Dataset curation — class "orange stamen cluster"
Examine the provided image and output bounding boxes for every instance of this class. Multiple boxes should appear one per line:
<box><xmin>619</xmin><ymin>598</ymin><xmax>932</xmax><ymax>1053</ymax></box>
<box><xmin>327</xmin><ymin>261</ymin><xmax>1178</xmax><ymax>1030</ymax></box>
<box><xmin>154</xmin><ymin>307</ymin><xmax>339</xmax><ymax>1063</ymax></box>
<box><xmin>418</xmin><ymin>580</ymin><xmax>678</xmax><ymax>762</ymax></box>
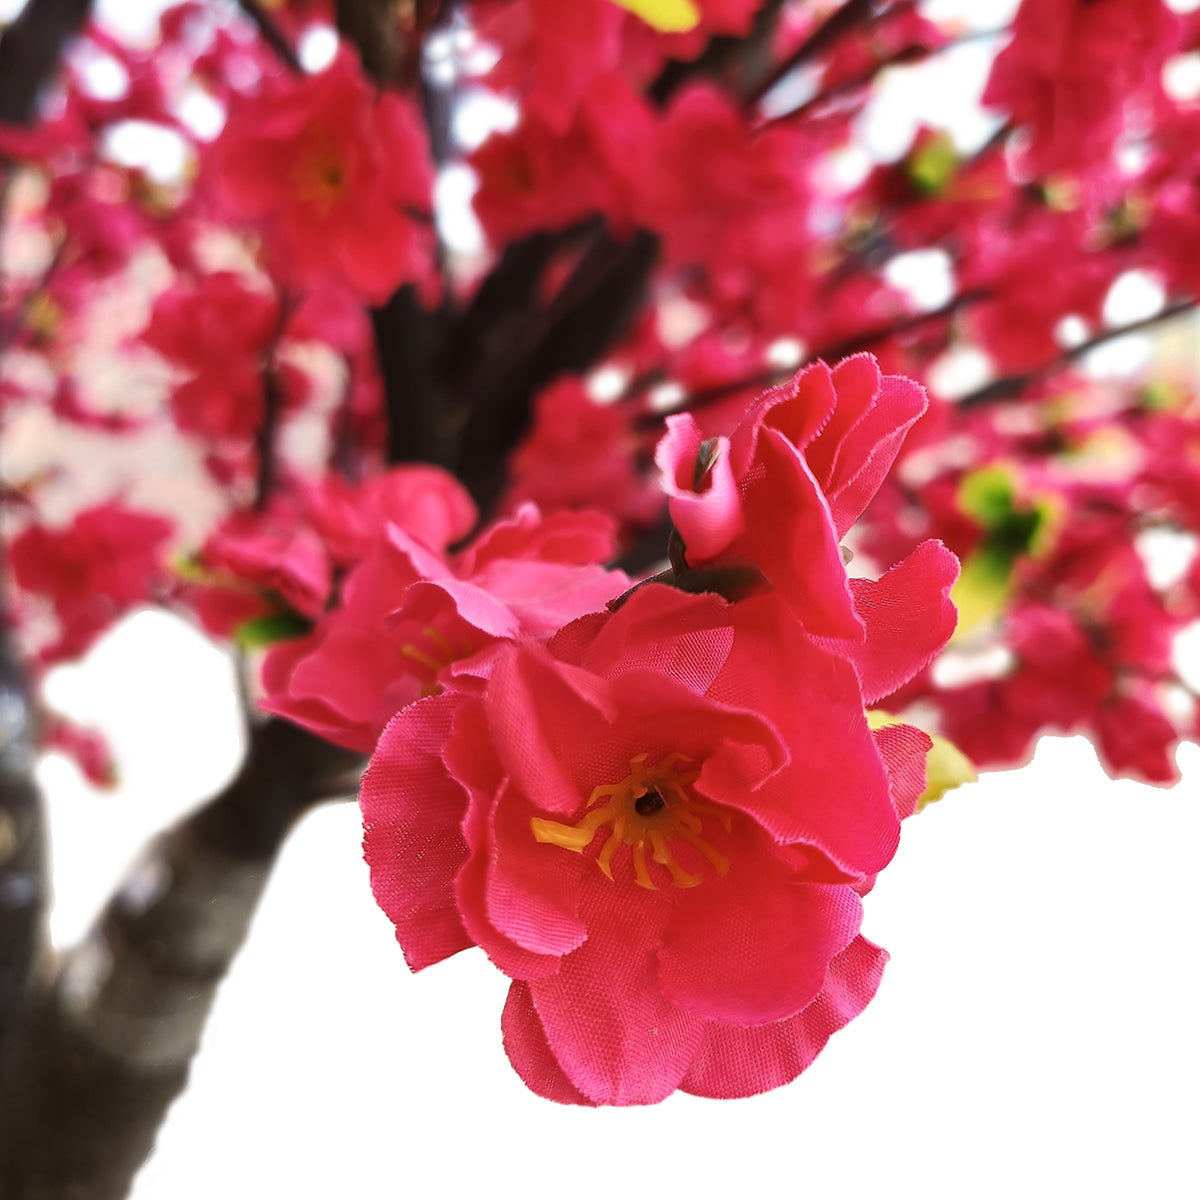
<box><xmin>295</xmin><ymin>130</ymin><xmax>348</xmax><ymax>211</ymax></box>
<box><xmin>531</xmin><ymin>753</ymin><xmax>732</xmax><ymax>890</ymax></box>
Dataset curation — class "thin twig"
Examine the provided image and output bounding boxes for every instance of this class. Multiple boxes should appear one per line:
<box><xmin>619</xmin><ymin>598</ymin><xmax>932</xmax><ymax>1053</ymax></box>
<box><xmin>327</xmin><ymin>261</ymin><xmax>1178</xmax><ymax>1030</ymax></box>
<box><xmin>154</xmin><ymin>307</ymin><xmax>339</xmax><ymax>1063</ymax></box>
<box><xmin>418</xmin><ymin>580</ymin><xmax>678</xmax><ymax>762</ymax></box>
<box><xmin>743</xmin><ymin>0</ymin><xmax>880</xmax><ymax>108</ymax></box>
<box><xmin>957</xmin><ymin>299</ymin><xmax>1199</xmax><ymax>410</ymax></box>
<box><xmin>631</xmin><ymin>289</ymin><xmax>988</xmax><ymax>428</ymax></box>
<box><xmin>237</xmin><ymin>0</ymin><xmax>303</xmax><ymax>74</ymax></box>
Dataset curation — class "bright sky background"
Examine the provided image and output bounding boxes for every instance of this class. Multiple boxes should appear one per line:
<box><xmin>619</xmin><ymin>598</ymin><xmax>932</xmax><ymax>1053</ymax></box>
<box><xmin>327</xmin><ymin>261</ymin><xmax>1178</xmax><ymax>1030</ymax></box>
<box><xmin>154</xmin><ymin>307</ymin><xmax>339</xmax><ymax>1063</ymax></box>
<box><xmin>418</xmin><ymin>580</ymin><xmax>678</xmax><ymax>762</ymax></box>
<box><xmin>8</xmin><ymin>0</ymin><xmax>1200</xmax><ymax>1195</ymax></box>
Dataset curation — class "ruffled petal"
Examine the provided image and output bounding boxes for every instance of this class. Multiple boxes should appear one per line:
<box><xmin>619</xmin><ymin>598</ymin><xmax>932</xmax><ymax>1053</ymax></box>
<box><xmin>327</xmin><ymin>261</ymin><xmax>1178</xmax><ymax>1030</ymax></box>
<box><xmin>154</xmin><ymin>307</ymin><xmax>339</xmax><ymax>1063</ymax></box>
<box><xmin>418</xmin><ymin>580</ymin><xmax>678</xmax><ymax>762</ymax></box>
<box><xmin>360</xmin><ymin>694</ymin><xmax>473</xmax><ymax>971</ymax></box>
<box><xmin>501</xmin><ymin>982</ymin><xmax>595</xmax><ymax>1106</ymax></box>
<box><xmin>680</xmin><ymin>936</ymin><xmax>888</xmax><ymax>1099</ymax></box>
<box><xmin>659</xmin><ymin>851</ymin><xmax>863</xmax><ymax>1024</ymax></box>
<box><xmin>528</xmin><ymin>870</ymin><xmax>705</xmax><ymax>1105</ymax></box>
<box><xmin>710</xmin><ymin>597</ymin><xmax>899</xmax><ymax>876</ymax></box>
<box><xmin>844</xmin><ymin>539</ymin><xmax>959</xmax><ymax>704</ymax></box>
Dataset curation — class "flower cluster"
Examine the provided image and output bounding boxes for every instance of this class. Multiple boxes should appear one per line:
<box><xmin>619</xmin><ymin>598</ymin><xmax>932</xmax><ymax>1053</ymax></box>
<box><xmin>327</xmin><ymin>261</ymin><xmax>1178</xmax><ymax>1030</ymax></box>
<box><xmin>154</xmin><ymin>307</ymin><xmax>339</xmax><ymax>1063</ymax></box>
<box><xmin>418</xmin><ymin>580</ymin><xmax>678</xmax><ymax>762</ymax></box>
<box><xmin>361</xmin><ymin>358</ymin><xmax>958</xmax><ymax>1104</ymax></box>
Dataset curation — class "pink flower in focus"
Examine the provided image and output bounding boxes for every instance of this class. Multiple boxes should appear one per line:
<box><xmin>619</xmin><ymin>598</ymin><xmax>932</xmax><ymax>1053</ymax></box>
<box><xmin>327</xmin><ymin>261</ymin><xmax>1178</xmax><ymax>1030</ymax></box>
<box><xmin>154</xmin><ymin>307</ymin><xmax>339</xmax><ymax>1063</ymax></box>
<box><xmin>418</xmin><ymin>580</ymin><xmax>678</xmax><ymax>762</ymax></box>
<box><xmin>360</xmin><ymin>360</ymin><xmax>957</xmax><ymax>1104</ymax></box>
<box><xmin>656</xmin><ymin>354</ymin><xmax>930</xmax><ymax>640</ymax></box>
<box><xmin>361</xmin><ymin>584</ymin><xmax>935</xmax><ymax>1104</ymax></box>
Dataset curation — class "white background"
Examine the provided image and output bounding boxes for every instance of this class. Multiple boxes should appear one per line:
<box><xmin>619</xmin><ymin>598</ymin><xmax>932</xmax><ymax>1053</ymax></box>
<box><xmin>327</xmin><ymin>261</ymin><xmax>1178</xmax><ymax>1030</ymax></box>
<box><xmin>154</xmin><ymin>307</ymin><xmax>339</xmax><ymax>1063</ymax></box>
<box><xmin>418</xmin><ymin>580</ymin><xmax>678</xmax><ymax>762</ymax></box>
<box><xmin>39</xmin><ymin>611</ymin><xmax>1200</xmax><ymax>1200</ymax></box>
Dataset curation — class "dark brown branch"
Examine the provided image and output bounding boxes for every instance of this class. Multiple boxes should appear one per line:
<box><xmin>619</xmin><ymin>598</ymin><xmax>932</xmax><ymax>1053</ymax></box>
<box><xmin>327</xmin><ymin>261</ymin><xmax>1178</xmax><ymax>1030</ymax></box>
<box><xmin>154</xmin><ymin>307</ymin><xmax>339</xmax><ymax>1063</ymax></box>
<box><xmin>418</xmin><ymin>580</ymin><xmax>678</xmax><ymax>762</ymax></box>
<box><xmin>0</xmin><ymin>0</ymin><xmax>91</xmax><ymax>1111</ymax></box>
<box><xmin>631</xmin><ymin>289</ymin><xmax>988</xmax><ymax>429</ymax></box>
<box><xmin>649</xmin><ymin>0</ymin><xmax>786</xmax><ymax>106</ymax></box>
<box><xmin>337</xmin><ymin>0</ymin><xmax>406</xmax><ymax>86</ymax></box>
<box><xmin>0</xmin><ymin>0</ymin><xmax>92</xmax><ymax>127</ymax></box>
<box><xmin>449</xmin><ymin>228</ymin><xmax>660</xmax><ymax>513</ymax></box>
<box><xmin>237</xmin><ymin>0</ymin><xmax>303</xmax><ymax>74</ymax></box>
<box><xmin>743</xmin><ymin>0</ymin><xmax>879</xmax><ymax>108</ymax></box>
<box><xmin>0</xmin><ymin>718</ymin><xmax>364</xmax><ymax>1200</ymax></box>
<box><xmin>957</xmin><ymin>299</ymin><xmax>1198</xmax><ymax>410</ymax></box>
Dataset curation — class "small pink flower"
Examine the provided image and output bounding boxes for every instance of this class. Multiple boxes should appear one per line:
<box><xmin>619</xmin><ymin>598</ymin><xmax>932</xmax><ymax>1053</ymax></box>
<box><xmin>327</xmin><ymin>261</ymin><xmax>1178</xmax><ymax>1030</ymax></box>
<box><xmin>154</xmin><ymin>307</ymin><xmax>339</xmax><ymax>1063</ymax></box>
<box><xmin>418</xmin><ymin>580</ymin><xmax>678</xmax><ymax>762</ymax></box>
<box><xmin>656</xmin><ymin>355</ymin><xmax>931</xmax><ymax>640</ymax></box>
<box><xmin>262</xmin><ymin>506</ymin><xmax>630</xmax><ymax>751</ymax></box>
<box><xmin>209</xmin><ymin>49</ymin><xmax>436</xmax><ymax>302</ymax></box>
<box><xmin>10</xmin><ymin>502</ymin><xmax>174</xmax><ymax>663</ymax></box>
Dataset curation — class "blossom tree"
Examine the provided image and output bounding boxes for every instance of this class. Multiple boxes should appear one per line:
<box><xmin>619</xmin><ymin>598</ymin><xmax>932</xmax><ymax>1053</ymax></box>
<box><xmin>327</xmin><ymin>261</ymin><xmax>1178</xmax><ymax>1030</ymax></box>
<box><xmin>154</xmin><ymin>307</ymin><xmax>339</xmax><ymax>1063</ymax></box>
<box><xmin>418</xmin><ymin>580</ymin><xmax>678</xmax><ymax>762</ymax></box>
<box><xmin>0</xmin><ymin>0</ymin><xmax>1198</xmax><ymax>1193</ymax></box>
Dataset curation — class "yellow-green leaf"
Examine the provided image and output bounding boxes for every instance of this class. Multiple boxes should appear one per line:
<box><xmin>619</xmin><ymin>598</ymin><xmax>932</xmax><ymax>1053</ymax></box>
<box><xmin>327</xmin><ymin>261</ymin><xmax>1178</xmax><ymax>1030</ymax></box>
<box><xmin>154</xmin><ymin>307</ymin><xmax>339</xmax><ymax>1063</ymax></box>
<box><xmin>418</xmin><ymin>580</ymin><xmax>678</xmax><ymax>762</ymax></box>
<box><xmin>918</xmin><ymin>730</ymin><xmax>978</xmax><ymax>811</ymax></box>
<box><xmin>610</xmin><ymin>0</ymin><xmax>700</xmax><ymax>33</ymax></box>
<box><xmin>907</xmin><ymin>131</ymin><xmax>959</xmax><ymax>196</ymax></box>
<box><xmin>867</xmin><ymin>710</ymin><xmax>978</xmax><ymax>812</ymax></box>
<box><xmin>950</xmin><ymin>544</ymin><xmax>1014</xmax><ymax>638</ymax></box>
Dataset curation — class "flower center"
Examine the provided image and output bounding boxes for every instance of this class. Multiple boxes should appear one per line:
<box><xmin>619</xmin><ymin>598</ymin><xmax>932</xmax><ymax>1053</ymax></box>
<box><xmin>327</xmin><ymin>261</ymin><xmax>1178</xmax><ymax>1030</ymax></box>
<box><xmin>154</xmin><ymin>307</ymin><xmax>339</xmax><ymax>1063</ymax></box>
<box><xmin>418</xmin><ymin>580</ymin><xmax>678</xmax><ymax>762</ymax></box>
<box><xmin>295</xmin><ymin>130</ymin><xmax>348</xmax><ymax>211</ymax></box>
<box><xmin>399</xmin><ymin>625</ymin><xmax>463</xmax><ymax>698</ymax></box>
<box><xmin>530</xmin><ymin>753</ymin><xmax>731</xmax><ymax>891</ymax></box>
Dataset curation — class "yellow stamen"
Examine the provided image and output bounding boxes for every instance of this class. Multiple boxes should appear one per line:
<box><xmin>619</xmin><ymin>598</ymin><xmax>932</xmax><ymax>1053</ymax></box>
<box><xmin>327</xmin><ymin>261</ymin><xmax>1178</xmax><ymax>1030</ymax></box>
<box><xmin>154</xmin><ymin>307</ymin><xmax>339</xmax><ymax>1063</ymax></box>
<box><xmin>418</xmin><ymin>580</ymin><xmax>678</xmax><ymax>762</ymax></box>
<box><xmin>529</xmin><ymin>753</ymin><xmax>732</xmax><ymax>891</ymax></box>
<box><xmin>423</xmin><ymin>626</ymin><xmax>455</xmax><ymax>659</ymax></box>
<box><xmin>401</xmin><ymin>644</ymin><xmax>443</xmax><ymax>673</ymax></box>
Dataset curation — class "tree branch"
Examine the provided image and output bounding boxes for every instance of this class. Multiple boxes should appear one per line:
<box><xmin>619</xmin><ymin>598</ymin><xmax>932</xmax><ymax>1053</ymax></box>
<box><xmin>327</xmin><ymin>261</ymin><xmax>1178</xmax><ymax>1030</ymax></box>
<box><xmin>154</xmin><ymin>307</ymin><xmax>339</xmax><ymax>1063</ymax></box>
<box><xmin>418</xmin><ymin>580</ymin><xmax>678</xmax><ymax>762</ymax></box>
<box><xmin>0</xmin><ymin>0</ymin><xmax>92</xmax><ymax>127</ymax></box>
<box><xmin>0</xmin><ymin>719</ymin><xmax>364</xmax><ymax>1200</ymax></box>
<box><xmin>0</xmin><ymin>620</ymin><xmax>45</xmax><ymax>1069</ymax></box>
<box><xmin>743</xmin><ymin>0</ymin><xmax>880</xmax><ymax>108</ymax></box>
<box><xmin>236</xmin><ymin>0</ymin><xmax>303</xmax><ymax>74</ymax></box>
<box><xmin>957</xmin><ymin>300</ymin><xmax>1199</xmax><ymax>410</ymax></box>
<box><xmin>336</xmin><ymin>0</ymin><xmax>406</xmax><ymax>86</ymax></box>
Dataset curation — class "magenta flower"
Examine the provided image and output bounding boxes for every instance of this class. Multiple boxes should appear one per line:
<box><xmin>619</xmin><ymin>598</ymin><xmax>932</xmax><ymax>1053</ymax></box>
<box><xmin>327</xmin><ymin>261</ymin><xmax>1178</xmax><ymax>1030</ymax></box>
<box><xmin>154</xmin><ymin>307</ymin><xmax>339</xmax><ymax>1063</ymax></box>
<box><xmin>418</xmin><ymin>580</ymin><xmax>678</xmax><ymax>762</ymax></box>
<box><xmin>360</xmin><ymin>360</ymin><xmax>957</xmax><ymax>1104</ymax></box>
<box><xmin>362</xmin><ymin>584</ymin><xmax>934</xmax><ymax>1104</ymax></box>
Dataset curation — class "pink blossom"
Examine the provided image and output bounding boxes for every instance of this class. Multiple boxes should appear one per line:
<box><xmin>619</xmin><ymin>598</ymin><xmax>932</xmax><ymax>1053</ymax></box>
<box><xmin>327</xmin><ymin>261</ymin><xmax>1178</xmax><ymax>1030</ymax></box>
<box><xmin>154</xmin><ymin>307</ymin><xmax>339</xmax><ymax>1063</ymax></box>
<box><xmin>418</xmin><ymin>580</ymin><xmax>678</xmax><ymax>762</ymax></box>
<box><xmin>142</xmin><ymin>271</ymin><xmax>279</xmax><ymax>441</ymax></box>
<box><xmin>9</xmin><ymin>502</ymin><xmax>174</xmax><ymax>663</ymax></box>
<box><xmin>361</xmin><ymin>583</ymin><xmax>934</xmax><ymax>1104</ymax></box>
<box><xmin>262</xmin><ymin>506</ymin><xmax>630</xmax><ymax>751</ymax></box>
<box><xmin>656</xmin><ymin>355</ymin><xmax>931</xmax><ymax>640</ymax></box>
<box><xmin>209</xmin><ymin>48</ymin><xmax>436</xmax><ymax>302</ymax></box>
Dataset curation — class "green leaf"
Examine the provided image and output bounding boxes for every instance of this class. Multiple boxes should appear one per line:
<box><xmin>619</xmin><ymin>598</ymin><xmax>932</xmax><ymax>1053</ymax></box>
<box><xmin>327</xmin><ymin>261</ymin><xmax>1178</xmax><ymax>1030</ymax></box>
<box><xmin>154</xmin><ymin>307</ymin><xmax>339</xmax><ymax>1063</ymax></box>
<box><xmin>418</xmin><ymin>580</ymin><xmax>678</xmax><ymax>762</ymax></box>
<box><xmin>957</xmin><ymin>465</ymin><xmax>1016</xmax><ymax>527</ymax></box>
<box><xmin>234</xmin><ymin>611</ymin><xmax>312</xmax><ymax>649</ymax></box>
<box><xmin>907</xmin><ymin>131</ymin><xmax>959</xmax><ymax>197</ymax></box>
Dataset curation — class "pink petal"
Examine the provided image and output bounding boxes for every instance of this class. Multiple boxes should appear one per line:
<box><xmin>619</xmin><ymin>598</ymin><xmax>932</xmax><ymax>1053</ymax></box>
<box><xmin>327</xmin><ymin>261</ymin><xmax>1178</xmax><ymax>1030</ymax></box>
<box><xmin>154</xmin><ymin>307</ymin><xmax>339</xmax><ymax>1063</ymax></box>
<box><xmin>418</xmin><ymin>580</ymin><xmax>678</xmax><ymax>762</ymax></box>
<box><xmin>711</xmin><ymin>597</ymin><xmax>899</xmax><ymax>875</ymax></box>
<box><xmin>844</xmin><ymin>540</ymin><xmax>960</xmax><ymax>704</ymax></box>
<box><xmin>757</xmin><ymin>358</ymin><xmax>839</xmax><ymax>454</ymax></box>
<box><xmin>549</xmin><ymin>583</ymin><xmax>735</xmax><ymax>696</ymax></box>
<box><xmin>501</xmin><ymin>982</ymin><xmax>595</xmax><ymax>1106</ymax></box>
<box><xmin>871</xmin><ymin>722</ymin><xmax>932</xmax><ymax>820</ymax></box>
<box><xmin>360</xmin><ymin>694</ymin><xmax>473</xmax><ymax>971</ymax></box>
<box><xmin>657</xmin><ymin>415</ymin><xmax>744</xmax><ymax>562</ymax></box>
<box><xmin>659</xmin><ymin>850</ymin><xmax>863</xmax><ymax>1024</ymax></box>
<box><xmin>487</xmin><ymin>777</ymin><xmax>589</xmax><ymax>957</ymax></box>
<box><xmin>824</xmin><ymin>361</ymin><xmax>928</xmax><ymax>538</ymax></box>
<box><xmin>528</xmin><ymin>869</ymin><xmax>706</xmax><ymax>1105</ymax></box>
<box><xmin>455</xmin><ymin>780</ymin><xmax>566</xmax><ymax>979</ymax></box>
<box><xmin>739</xmin><ymin>428</ymin><xmax>862</xmax><ymax>641</ymax></box>
<box><xmin>680</xmin><ymin>936</ymin><xmax>888</xmax><ymax>1099</ymax></box>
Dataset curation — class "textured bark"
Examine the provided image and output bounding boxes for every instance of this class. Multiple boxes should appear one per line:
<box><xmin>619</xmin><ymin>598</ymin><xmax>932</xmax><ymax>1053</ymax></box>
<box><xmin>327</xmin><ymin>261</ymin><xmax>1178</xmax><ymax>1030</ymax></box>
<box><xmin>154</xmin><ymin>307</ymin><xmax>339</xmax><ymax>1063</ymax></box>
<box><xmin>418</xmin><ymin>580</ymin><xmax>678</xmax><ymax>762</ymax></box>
<box><xmin>0</xmin><ymin>0</ymin><xmax>95</xmax><ymax>1097</ymax></box>
<box><xmin>0</xmin><ymin>720</ymin><xmax>364</xmax><ymax>1200</ymax></box>
<box><xmin>0</xmin><ymin>627</ymin><xmax>45</xmax><ymax>1066</ymax></box>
